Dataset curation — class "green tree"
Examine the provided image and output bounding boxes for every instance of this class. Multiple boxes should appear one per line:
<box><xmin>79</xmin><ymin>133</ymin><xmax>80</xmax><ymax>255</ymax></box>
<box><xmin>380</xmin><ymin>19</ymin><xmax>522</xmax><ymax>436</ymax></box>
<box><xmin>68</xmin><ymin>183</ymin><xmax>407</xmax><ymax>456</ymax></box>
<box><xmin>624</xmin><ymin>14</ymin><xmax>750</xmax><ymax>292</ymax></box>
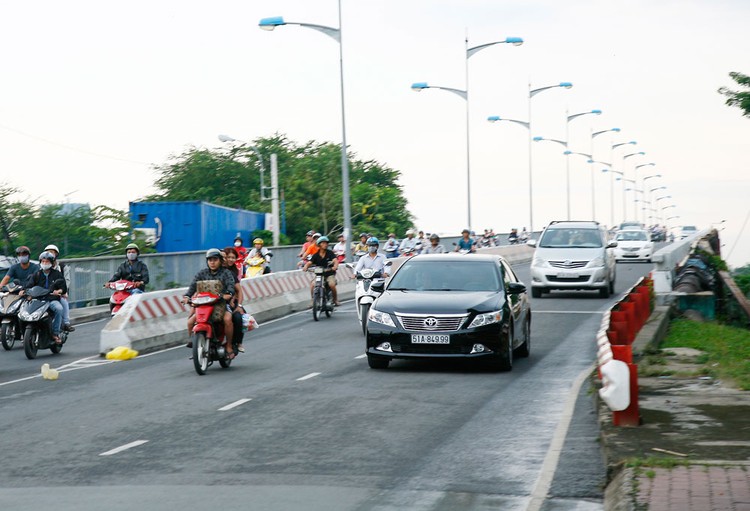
<box><xmin>718</xmin><ymin>72</ymin><xmax>750</xmax><ymax>118</ymax></box>
<box><xmin>148</xmin><ymin>134</ymin><xmax>414</xmax><ymax>244</ymax></box>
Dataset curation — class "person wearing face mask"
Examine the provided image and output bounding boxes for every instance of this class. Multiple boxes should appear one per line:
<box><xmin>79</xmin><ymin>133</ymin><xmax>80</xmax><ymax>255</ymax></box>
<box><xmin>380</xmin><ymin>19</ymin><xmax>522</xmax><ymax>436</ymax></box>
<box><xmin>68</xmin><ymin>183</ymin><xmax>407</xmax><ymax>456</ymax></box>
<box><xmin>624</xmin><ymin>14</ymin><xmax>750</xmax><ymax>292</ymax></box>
<box><xmin>354</xmin><ymin>237</ymin><xmax>389</xmax><ymax>277</ymax></box>
<box><xmin>0</xmin><ymin>246</ymin><xmax>39</xmax><ymax>288</ymax></box>
<box><xmin>108</xmin><ymin>243</ymin><xmax>150</xmax><ymax>294</ymax></box>
<box><xmin>24</xmin><ymin>251</ymin><xmax>67</xmax><ymax>344</ymax></box>
<box><xmin>233</xmin><ymin>234</ymin><xmax>248</xmax><ymax>264</ymax></box>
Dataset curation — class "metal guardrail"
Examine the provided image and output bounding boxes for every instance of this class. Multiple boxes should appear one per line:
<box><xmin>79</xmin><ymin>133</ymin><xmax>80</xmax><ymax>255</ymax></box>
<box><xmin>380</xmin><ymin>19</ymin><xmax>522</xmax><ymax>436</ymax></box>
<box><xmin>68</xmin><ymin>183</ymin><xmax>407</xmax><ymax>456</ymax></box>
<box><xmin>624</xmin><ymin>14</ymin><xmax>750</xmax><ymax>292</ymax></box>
<box><xmin>650</xmin><ymin>229</ymin><xmax>712</xmax><ymax>294</ymax></box>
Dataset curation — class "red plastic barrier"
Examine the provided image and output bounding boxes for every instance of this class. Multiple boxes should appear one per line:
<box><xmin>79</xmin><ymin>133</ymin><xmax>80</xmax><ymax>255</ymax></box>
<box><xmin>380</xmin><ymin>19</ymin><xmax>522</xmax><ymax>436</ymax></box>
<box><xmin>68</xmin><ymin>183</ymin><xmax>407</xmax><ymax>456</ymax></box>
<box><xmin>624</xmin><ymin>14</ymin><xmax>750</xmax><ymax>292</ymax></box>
<box><xmin>609</xmin><ymin>321</ymin><xmax>629</xmax><ymax>345</ymax></box>
<box><xmin>619</xmin><ymin>302</ymin><xmax>637</xmax><ymax>344</ymax></box>
<box><xmin>612</xmin><ymin>364</ymin><xmax>640</xmax><ymax>426</ymax></box>
<box><xmin>611</xmin><ymin>344</ymin><xmax>633</xmax><ymax>364</ymax></box>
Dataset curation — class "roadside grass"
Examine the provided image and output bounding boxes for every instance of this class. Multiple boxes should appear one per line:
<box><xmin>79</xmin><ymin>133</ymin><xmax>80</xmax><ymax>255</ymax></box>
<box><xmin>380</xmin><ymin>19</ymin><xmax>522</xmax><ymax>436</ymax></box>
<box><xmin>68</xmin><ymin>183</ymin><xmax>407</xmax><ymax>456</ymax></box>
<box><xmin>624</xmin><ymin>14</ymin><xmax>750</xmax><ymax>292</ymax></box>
<box><xmin>661</xmin><ymin>319</ymin><xmax>750</xmax><ymax>390</ymax></box>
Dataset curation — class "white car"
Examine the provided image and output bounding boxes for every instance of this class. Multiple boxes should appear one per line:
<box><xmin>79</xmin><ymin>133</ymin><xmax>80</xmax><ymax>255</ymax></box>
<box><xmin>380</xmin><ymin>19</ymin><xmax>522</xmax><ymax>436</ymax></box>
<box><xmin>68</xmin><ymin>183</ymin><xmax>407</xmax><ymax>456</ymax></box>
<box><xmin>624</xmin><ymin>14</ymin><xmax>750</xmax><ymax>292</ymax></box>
<box><xmin>680</xmin><ymin>225</ymin><xmax>698</xmax><ymax>240</ymax></box>
<box><xmin>613</xmin><ymin>229</ymin><xmax>653</xmax><ymax>263</ymax></box>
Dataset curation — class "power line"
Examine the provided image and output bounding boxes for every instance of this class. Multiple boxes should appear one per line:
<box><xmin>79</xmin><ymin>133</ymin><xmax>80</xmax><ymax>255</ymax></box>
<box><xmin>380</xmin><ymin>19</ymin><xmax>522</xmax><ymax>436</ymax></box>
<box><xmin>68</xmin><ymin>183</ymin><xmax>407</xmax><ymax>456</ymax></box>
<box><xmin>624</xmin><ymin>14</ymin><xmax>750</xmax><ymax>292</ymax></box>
<box><xmin>727</xmin><ymin>207</ymin><xmax>750</xmax><ymax>261</ymax></box>
<box><xmin>0</xmin><ymin>123</ymin><xmax>150</xmax><ymax>166</ymax></box>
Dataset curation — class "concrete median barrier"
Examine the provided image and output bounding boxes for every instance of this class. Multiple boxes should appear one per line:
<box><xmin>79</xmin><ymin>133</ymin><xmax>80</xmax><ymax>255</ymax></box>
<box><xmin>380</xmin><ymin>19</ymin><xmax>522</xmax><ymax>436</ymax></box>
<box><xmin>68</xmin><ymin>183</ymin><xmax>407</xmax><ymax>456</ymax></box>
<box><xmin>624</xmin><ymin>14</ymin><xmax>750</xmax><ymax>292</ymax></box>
<box><xmin>99</xmin><ymin>266</ymin><xmax>355</xmax><ymax>355</ymax></box>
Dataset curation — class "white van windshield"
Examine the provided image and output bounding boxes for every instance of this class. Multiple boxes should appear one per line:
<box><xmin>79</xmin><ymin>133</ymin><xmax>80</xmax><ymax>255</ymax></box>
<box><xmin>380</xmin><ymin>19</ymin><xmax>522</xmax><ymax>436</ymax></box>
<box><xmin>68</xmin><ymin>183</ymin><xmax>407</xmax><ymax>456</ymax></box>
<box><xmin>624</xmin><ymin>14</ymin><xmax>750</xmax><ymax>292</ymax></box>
<box><xmin>540</xmin><ymin>228</ymin><xmax>603</xmax><ymax>248</ymax></box>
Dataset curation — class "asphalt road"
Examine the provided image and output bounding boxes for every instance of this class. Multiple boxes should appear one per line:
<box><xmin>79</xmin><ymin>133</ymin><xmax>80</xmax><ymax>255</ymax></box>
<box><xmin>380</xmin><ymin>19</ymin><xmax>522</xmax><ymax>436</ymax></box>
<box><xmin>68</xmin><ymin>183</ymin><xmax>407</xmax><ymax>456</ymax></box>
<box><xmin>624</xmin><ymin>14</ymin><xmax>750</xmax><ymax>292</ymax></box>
<box><xmin>0</xmin><ymin>260</ymin><xmax>654</xmax><ymax>511</ymax></box>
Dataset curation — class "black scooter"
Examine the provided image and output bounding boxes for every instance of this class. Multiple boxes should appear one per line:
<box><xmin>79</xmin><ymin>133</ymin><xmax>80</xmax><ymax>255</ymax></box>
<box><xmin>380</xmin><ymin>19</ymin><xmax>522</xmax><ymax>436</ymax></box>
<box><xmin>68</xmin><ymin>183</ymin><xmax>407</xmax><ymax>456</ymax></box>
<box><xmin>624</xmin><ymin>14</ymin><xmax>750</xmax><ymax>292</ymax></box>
<box><xmin>18</xmin><ymin>285</ymin><xmax>69</xmax><ymax>359</ymax></box>
<box><xmin>0</xmin><ymin>281</ymin><xmax>24</xmax><ymax>351</ymax></box>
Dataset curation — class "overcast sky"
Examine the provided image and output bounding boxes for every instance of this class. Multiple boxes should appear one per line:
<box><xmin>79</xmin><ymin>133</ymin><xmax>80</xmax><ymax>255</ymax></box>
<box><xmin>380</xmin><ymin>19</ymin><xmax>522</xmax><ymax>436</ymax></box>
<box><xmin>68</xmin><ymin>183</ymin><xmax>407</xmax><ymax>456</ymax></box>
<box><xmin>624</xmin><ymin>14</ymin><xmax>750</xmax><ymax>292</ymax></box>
<box><xmin>1</xmin><ymin>0</ymin><xmax>748</xmax><ymax>266</ymax></box>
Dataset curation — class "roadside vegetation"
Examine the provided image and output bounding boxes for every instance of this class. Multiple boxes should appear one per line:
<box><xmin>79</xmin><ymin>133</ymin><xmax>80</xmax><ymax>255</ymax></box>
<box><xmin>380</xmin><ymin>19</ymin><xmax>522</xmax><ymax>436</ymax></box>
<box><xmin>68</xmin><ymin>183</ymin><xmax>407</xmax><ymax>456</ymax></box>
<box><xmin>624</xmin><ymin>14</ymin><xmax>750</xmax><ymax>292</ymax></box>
<box><xmin>661</xmin><ymin>318</ymin><xmax>750</xmax><ymax>390</ymax></box>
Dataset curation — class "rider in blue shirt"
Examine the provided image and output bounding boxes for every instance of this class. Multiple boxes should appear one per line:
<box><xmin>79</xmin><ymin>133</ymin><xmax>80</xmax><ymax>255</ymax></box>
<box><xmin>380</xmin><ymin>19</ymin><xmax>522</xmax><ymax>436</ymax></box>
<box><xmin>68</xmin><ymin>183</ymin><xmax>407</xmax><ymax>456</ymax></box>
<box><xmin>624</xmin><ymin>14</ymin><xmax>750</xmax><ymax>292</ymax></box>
<box><xmin>455</xmin><ymin>229</ymin><xmax>476</xmax><ymax>253</ymax></box>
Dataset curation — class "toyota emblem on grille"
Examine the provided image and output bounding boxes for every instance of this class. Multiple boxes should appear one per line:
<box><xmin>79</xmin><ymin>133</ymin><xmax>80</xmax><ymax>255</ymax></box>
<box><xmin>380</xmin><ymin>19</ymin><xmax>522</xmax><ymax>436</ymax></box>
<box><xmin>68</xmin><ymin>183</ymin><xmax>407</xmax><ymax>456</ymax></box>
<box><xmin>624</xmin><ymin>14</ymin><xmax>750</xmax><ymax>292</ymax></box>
<box><xmin>564</xmin><ymin>259</ymin><xmax>572</xmax><ymax>267</ymax></box>
<box><xmin>423</xmin><ymin>317</ymin><xmax>439</xmax><ymax>329</ymax></box>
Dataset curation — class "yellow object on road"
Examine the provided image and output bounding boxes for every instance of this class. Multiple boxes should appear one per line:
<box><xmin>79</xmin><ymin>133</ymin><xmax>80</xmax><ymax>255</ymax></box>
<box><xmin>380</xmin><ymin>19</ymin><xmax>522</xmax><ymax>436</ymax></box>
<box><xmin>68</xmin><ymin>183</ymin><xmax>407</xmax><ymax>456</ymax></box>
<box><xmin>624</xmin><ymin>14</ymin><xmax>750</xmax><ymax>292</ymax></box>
<box><xmin>41</xmin><ymin>363</ymin><xmax>59</xmax><ymax>380</ymax></box>
<box><xmin>105</xmin><ymin>346</ymin><xmax>139</xmax><ymax>361</ymax></box>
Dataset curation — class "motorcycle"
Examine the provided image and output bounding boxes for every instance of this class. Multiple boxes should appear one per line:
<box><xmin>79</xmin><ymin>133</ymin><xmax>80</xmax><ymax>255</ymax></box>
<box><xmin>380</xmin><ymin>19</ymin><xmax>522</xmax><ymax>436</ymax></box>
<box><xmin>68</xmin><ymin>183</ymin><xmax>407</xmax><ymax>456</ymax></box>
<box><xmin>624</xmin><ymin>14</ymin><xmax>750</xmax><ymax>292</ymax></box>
<box><xmin>106</xmin><ymin>279</ymin><xmax>138</xmax><ymax>315</ymax></box>
<box><xmin>452</xmin><ymin>242</ymin><xmax>471</xmax><ymax>255</ymax></box>
<box><xmin>245</xmin><ymin>251</ymin><xmax>272</xmax><ymax>278</ymax></box>
<box><xmin>188</xmin><ymin>292</ymin><xmax>236</xmax><ymax>375</ymax></box>
<box><xmin>309</xmin><ymin>263</ymin><xmax>335</xmax><ymax>321</ymax></box>
<box><xmin>18</xmin><ymin>285</ymin><xmax>69</xmax><ymax>360</ymax></box>
<box><xmin>355</xmin><ymin>266</ymin><xmax>388</xmax><ymax>336</ymax></box>
<box><xmin>0</xmin><ymin>281</ymin><xmax>24</xmax><ymax>350</ymax></box>
<box><xmin>508</xmin><ymin>233</ymin><xmax>519</xmax><ymax>245</ymax></box>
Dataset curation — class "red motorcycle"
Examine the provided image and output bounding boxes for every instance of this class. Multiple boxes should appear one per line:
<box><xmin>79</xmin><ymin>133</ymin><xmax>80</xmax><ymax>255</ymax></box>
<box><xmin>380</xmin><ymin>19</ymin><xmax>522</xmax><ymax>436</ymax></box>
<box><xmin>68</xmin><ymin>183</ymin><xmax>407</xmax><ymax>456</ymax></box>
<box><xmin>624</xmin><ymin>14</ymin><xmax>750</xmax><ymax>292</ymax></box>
<box><xmin>189</xmin><ymin>292</ymin><xmax>235</xmax><ymax>375</ymax></box>
<box><xmin>106</xmin><ymin>280</ymin><xmax>138</xmax><ymax>315</ymax></box>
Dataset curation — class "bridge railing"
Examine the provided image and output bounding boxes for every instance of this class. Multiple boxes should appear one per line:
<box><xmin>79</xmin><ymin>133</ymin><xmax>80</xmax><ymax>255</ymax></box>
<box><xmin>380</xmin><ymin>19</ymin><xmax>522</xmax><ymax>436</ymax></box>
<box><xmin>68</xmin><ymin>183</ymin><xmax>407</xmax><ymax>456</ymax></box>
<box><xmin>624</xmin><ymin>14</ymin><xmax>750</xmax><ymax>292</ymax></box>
<box><xmin>650</xmin><ymin>228</ymin><xmax>712</xmax><ymax>296</ymax></box>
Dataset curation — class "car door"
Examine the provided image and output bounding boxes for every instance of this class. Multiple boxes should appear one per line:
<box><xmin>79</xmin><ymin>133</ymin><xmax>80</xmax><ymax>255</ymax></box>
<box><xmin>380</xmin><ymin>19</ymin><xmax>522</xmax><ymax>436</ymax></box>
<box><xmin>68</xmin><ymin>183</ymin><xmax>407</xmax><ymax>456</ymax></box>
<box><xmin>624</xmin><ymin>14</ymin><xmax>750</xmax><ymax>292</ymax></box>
<box><xmin>500</xmin><ymin>260</ymin><xmax>524</xmax><ymax>345</ymax></box>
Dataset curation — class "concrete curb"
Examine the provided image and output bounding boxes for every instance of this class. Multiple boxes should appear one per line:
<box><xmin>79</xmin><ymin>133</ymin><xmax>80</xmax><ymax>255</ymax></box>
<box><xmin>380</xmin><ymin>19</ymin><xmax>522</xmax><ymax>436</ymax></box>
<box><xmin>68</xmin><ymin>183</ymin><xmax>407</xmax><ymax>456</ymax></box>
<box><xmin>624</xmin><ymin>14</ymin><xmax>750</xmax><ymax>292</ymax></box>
<box><xmin>70</xmin><ymin>305</ymin><xmax>111</xmax><ymax>325</ymax></box>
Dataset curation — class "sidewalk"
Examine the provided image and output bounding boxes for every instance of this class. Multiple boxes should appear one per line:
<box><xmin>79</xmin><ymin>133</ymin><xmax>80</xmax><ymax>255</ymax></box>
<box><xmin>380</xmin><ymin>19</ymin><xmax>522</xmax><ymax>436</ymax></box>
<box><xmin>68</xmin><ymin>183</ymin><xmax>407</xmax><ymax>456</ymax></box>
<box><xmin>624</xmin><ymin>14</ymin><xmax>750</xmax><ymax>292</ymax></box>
<box><xmin>600</xmin><ymin>308</ymin><xmax>750</xmax><ymax>510</ymax></box>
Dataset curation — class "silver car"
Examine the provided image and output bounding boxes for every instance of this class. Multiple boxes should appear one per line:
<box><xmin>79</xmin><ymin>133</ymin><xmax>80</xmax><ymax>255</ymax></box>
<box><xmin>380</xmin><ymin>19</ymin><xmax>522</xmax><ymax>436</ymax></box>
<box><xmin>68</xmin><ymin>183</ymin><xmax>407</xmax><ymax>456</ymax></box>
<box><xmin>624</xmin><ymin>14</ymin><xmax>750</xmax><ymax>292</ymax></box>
<box><xmin>527</xmin><ymin>221</ymin><xmax>617</xmax><ymax>298</ymax></box>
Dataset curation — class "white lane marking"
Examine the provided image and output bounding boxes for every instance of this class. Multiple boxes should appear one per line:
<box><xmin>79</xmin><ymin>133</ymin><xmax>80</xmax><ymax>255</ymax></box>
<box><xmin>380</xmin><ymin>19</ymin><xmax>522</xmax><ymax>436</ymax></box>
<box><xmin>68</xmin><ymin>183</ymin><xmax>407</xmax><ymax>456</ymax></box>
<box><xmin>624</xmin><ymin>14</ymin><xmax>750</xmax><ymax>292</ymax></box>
<box><xmin>218</xmin><ymin>398</ymin><xmax>252</xmax><ymax>411</ymax></box>
<box><xmin>99</xmin><ymin>440</ymin><xmax>149</xmax><ymax>456</ymax></box>
<box><xmin>354</xmin><ymin>354</ymin><xmax>367</xmax><ymax>359</ymax></box>
<box><xmin>526</xmin><ymin>363</ymin><xmax>595</xmax><ymax>511</ymax></box>
<box><xmin>136</xmin><ymin>345</ymin><xmax>183</xmax><ymax>358</ymax></box>
<box><xmin>534</xmin><ymin>310</ymin><xmax>603</xmax><ymax>315</ymax></box>
<box><xmin>296</xmin><ymin>372</ymin><xmax>321</xmax><ymax>381</ymax></box>
<box><xmin>0</xmin><ymin>374</ymin><xmax>40</xmax><ymax>388</ymax></box>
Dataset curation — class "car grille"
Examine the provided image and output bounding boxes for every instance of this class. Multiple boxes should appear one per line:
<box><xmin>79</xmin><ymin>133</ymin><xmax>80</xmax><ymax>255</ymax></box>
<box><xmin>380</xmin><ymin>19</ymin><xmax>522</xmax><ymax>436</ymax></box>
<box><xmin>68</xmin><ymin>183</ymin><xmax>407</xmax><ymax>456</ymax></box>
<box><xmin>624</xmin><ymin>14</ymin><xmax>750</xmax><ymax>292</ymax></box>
<box><xmin>622</xmin><ymin>247</ymin><xmax>640</xmax><ymax>252</ymax></box>
<box><xmin>396</xmin><ymin>314</ymin><xmax>468</xmax><ymax>332</ymax></box>
<box><xmin>548</xmin><ymin>260</ymin><xmax>588</xmax><ymax>269</ymax></box>
<box><xmin>546</xmin><ymin>275</ymin><xmax>590</xmax><ymax>283</ymax></box>
<box><xmin>392</xmin><ymin>344</ymin><xmax>471</xmax><ymax>355</ymax></box>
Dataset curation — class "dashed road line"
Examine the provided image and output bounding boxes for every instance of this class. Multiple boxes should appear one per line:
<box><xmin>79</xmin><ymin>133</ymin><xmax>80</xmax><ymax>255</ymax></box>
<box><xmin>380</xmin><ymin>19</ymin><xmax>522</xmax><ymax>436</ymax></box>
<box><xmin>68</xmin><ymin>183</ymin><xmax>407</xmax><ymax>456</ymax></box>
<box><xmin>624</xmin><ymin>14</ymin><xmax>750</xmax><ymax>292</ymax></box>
<box><xmin>218</xmin><ymin>398</ymin><xmax>252</xmax><ymax>411</ymax></box>
<box><xmin>99</xmin><ymin>440</ymin><xmax>149</xmax><ymax>457</ymax></box>
<box><xmin>354</xmin><ymin>354</ymin><xmax>367</xmax><ymax>359</ymax></box>
<box><xmin>296</xmin><ymin>372</ymin><xmax>321</xmax><ymax>381</ymax></box>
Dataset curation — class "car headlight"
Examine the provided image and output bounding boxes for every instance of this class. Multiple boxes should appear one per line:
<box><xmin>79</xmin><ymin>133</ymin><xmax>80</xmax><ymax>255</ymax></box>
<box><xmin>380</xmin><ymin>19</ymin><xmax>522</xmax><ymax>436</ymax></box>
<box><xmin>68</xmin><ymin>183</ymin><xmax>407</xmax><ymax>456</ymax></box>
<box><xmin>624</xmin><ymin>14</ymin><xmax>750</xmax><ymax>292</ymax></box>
<box><xmin>468</xmin><ymin>310</ymin><xmax>502</xmax><ymax>328</ymax></box>
<box><xmin>532</xmin><ymin>256</ymin><xmax>549</xmax><ymax>268</ymax></box>
<box><xmin>368</xmin><ymin>308</ymin><xmax>395</xmax><ymax>327</ymax></box>
<box><xmin>587</xmin><ymin>257</ymin><xmax>605</xmax><ymax>268</ymax></box>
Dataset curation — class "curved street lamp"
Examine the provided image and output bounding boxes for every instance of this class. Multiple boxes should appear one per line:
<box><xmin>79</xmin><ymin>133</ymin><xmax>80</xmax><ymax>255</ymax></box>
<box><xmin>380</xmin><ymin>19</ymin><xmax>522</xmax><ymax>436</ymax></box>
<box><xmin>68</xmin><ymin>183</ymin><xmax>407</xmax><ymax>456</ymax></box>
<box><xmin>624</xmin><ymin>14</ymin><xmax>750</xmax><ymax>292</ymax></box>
<box><xmin>411</xmin><ymin>35</ymin><xmax>524</xmax><ymax>231</ymax></box>
<box><xmin>591</xmin><ymin>128</ymin><xmax>620</xmax><ymax>223</ymax></box>
<box><xmin>609</xmin><ymin>140</ymin><xmax>637</xmax><ymax>225</ymax></box>
<box><xmin>259</xmin><ymin>8</ymin><xmax>353</xmax><ymax>260</ymax></box>
<box><xmin>527</xmin><ymin>82</ymin><xmax>572</xmax><ymax>231</ymax></box>
<box><xmin>563</xmin><ymin>110</ymin><xmax>602</xmax><ymax>220</ymax></box>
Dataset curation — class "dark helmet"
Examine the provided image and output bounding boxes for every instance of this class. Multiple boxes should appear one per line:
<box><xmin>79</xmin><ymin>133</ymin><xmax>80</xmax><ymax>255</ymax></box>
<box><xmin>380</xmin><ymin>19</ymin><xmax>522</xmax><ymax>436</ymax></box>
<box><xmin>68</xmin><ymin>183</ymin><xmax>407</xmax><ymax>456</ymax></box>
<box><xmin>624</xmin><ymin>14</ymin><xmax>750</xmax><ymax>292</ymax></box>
<box><xmin>39</xmin><ymin>251</ymin><xmax>56</xmax><ymax>263</ymax></box>
<box><xmin>359</xmin><ymin>232</ymin><xmax>368</xmax><ymax>239</ymax></box>
<box><xmin>205</xmin><ymin>248</ymin><xmax>223</xmax><ymax>260</ymax></box>
<box><xmin>429</xmin><ymin>233</ymin><xmax>440</xmax><ymax>241</ymax></box>
<box><xmin>366</xmin><ymin>237</ymin><xmax>380</xmax><ymax>246</ymax></box>
<box><xmin>15</xmin><ymin>246</ymin><xmax>30</xmax><ymax>255</ymax></box>
<box><xmin>234</xmin><ymin>233</ymin><xmax>243</xmax><ymax>242</ymax></box>
<box><xmin>306</xmin><ymin>230</ymin><xmax>315</xmax><ymax>236</ymax></box>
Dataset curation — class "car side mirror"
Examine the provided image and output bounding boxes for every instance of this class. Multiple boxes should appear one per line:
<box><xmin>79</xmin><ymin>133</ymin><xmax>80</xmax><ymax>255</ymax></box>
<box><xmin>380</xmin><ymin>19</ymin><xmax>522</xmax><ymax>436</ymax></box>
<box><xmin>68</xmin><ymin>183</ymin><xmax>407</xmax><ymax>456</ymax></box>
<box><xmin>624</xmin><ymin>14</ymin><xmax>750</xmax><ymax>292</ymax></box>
<box><xmin>371</xmin><ymin>281</ymin><xmax>385</xmax><ymax>293</ymax></box>
<box><xmin>507</xmin><ymin>282</ymin><xmax>526</xmax><ymax>295</ymax></box>
<box><xmin>526</xmin><ymin>239</ymin><xmax>537</xmax><ymax>247</ymax></box>
<box><xmin>607</xmin><ymin>240</ymin><xmax>618</xmax><ymax>248</ymax></box>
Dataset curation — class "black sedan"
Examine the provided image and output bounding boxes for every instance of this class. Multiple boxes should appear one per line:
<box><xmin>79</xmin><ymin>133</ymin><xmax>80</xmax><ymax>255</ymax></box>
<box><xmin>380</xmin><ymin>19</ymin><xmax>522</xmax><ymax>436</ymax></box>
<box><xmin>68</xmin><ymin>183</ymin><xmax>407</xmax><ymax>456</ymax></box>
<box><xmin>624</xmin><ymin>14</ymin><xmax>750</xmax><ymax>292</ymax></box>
<box><xmin>365</xmin><ymin>254</ymin><xmax>531</xmax><ymax>371</ymax></box>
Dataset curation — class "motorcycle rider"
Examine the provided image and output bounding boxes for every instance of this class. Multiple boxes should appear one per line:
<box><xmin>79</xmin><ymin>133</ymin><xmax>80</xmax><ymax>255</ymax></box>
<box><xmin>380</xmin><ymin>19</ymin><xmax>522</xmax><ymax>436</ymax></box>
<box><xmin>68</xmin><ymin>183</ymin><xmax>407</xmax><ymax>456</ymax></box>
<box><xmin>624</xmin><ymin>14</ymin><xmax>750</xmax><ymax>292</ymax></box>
<box><xmin>181</xmin><ymin>249</ymin><xmax>236</xmax><ymax>358</ymax></box>
<box><xmin>399</xmin><ymin>228</ymin><xmax>419</xmax><ymax>255</ymax></box>
<box><xmin>354</xmin><ymin>237</ymin><xmax>389</xmax><ymax>276</ymax></box>
<box><xmin>297</xmin><ymin>230</ymin><xmax>315</xmax><ymax>262</ymax></box>
<box><xmin>508</xmin><ymin>228</ymin><xmax>519</xmax><ymax>244</ymax></box>
<box><xmin>422</xmin><ymin>233</ymin><xmax>446</xmax><ymax>254</ymax></box>
<box><xmin>303</xmin><ymin>232</ymin><xmax>323</xmax><ymax>259</ymax></box>
<box><xmin>303</xmin><ymin>236</ymin><xmax>340</xmax><ymax>306</ymax></box>
<box><xmin>223</xmin><ymin>247</ymin><xmax>247</xmax><ymax>353</ymax></box>
<box><xmin>43</xmin><ymin>244</ymin><xmax>74</xmax><ymax>332</ymax></box>
<box><xmin>233</xmin><ymin>234</ymin><xmax>248</xmax><ymax>265</ymax></box>
<box><xmin>455</xmin><ymin>229</ymin><xmax>477</xmax><ymax>253</ymax></box>
<box><xmin>417</xmin><ymin>231</ymin><xmax>426</xmax><ymax>253</ymax></box>
<box><xmin>352</xmin><ymin>233</ymin><xmax>369</xmax><ymax>255</ymax></box>
<box><xmin>332</xmin><ymin>233</ymin><xmax>346</xmax><ymax>262</ymax></box>
<box><xmin>0</xmin><ymin>246</ymin><xmax>39</xmax><ymax>288</ymax></box>
<box><xmin>108</xmin><ymin>243</ymin><xmax>149</xmax><ymax>294</ymax></box>
<box><xmin>383</xmin><ymin>233</ymin><xmax>400</xmax><ymax>259</ymax></box>
<box><xmin>246</xmin><ymin>238</ymin><xmax>272</xmax><ymax>274</ymax></box>
<box><xmin>23</xmin><ymin>251</ymin><xmax>67</xmax><ymax>344</ymax></box>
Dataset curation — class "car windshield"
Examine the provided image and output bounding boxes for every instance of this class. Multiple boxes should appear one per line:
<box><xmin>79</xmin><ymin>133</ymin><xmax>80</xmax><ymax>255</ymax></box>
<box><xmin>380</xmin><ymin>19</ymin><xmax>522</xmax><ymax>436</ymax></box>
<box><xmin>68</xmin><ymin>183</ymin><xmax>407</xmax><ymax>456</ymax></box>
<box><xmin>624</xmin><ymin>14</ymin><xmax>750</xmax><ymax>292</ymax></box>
<box><xmin>539</xmin><ymin>228</ymin><xmax>602</xmax><ymax>248</ymax></box>
<box><xmin>388</xmin><ymin>261</ymin><xmax>500</xmax><ymax>292</ymax></box>
<box><xmin>682</xmin><ymin>226</ymin><xmax>697</xmax><ymax>231</ymax></box>
<box><xmin>616</xmin><ymin>231</ymin><xmax>648</xmax><ymax>241</ymax></box>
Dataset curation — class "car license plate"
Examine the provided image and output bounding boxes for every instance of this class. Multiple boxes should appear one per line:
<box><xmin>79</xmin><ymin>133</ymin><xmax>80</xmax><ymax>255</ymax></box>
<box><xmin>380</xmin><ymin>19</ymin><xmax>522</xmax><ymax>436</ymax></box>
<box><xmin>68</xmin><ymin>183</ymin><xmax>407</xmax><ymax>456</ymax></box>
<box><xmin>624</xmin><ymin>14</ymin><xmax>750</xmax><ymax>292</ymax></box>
<box><xmin>411</xmin><ymin>334</ymin><xmax>450</xmax><ymax>344</ymax></box>
<box><xmin>556</xmin><ymin>272</ymin><xmax>579</xmax><ymax>279</ymax></box>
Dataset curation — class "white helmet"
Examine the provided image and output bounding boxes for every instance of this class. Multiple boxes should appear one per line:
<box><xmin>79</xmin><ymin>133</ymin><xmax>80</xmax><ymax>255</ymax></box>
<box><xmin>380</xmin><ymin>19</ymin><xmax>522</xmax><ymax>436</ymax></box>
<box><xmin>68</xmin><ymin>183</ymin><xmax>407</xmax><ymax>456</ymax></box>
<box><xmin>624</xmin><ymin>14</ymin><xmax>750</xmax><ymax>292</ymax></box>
<box><xmin>44</xmin><ymin>244</ymin><xmax>60</xmax><ymax>254</ymax></box>
<box><xmin>405</xmin><ymin>228</ymin><xmax>415</xmax><ymax>236</ymax></box>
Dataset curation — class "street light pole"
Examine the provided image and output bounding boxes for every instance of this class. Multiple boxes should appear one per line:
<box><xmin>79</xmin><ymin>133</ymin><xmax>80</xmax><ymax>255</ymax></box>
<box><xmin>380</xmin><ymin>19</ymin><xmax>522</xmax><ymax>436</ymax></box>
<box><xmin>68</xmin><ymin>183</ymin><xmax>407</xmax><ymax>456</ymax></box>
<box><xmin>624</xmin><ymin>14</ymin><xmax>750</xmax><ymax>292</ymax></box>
<box><xmin>413</xmin><ymin>36</ymin><xmax>523</xmax><ymax>232</ymax></box>
<box><xmin>528</xmin><ymin>82</ymin><xmax>573</xmax><ymax>231</ymax></box>
<box><xmin>611</xmin><ymin>141</ymin><xmax>637</xmax><ymax>225</ymax></box>
<box><xmin>259</xmin><ymin>7</ymin><xmax>352</xmax><ymax>260</ymax></box>
<box><xmin>565</xmin><ymin>109</ymin><xmax>601</xmax><ymax>220</ymax></box>
<box><xmin>591</xmin><ymin>128</ymin><xmax>620</xmax><ymax>224</ymax></box>
<box><xmin>634</xmin><ymin>162</ymin><xmax>655</xmax><ymax>225</ymax></box>
<box><xmin>622</xmin><ymin>151</ymin><xmax>646</xmax><ymax>223</ymax></box>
